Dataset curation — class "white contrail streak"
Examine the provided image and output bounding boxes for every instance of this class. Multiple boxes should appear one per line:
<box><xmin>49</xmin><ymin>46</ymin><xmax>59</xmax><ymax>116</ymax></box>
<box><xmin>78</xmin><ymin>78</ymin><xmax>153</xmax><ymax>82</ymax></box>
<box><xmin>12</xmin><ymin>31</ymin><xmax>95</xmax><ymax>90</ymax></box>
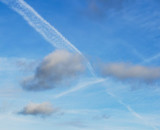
<box><xmin>54</xmin><ymin>78</ymin><xmax>105</xmax><ymax>99</ymax></box>
<box><xmin>0</xmin><ymin>0</ymin><xmax>95</xmax><ymax>76</ymax></box>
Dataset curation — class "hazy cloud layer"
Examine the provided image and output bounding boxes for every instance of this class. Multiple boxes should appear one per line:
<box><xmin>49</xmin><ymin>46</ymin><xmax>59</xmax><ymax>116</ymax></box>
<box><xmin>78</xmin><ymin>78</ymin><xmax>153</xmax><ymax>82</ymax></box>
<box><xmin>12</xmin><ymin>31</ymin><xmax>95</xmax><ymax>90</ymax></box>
<box><xmin>101</xmin><ymin>62</ymin><xmax>160</xmax><ymax>82</ymax></box>
<box><xmin>18</xmin><ymin>102</ymin><xmax>58</xmax><ymax>116</ymax></box>
<box><xmin>22</xmin><ymin>50</ymin><xmax>85</xmax><ymax>91</ymax></box>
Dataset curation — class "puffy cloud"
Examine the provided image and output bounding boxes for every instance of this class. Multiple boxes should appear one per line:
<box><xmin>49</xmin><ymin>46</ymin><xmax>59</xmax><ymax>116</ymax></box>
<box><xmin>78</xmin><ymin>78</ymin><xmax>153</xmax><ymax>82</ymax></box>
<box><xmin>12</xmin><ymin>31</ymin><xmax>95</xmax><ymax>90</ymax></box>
<box><xmin>18</xmin><ymin>102</ymin><xmax>58</xmax><ymax>116</ymax></box>
<box><xmin>22</xmin><ymin>50</ymin><xmax>85</xmax><ymax>91</ymax></box>
<box><xmin>100</xmin><ymin>62</ymin><xmax>160</xmax><ymax>82</ymax></box>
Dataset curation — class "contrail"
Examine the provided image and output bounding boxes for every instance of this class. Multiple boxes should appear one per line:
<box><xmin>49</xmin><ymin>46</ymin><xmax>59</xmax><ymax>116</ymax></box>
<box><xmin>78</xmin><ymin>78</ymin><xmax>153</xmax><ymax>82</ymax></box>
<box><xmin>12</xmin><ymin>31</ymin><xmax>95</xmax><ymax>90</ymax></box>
<box><xmin>54</xmin><ymin>78</ymin><xmax>106</xmax><ymax>99</ymax></box>
<box><xmin>142</xmin><ymin>53</ymin><xmax>160</xmax><ymax>64</ymax></box>
<box><xmin>54</xmin><ymin>78</ymin><xmax>158</xmax><ymax>129</ymax></box>
<box><xmin>0</xmin><ymin>0</ymin><xmax>95</xmax><ymax>76</ymax></box>
<box><xmin>106</xmin><ymin>90</ymin><xmax>158</xmax><ymax>130</ymax></box>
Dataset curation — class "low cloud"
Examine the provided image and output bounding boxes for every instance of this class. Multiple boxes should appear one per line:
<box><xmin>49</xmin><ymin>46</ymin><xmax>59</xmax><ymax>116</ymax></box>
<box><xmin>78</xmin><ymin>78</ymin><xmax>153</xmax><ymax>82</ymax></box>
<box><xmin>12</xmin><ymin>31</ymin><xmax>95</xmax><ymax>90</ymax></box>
<box><xmin>22</xmin><ymin>50</ymin><xmax>85</xmax><ymax>91</ymax></box>
<box><xmin>18</xmin><ymin>102</ymin><xmax>58</xmax><ymax>116</ymax></box>
<box><xmin>100</xmin><ymin>62</ymin><xmax>160</xmax><ymax>83</ymax></box>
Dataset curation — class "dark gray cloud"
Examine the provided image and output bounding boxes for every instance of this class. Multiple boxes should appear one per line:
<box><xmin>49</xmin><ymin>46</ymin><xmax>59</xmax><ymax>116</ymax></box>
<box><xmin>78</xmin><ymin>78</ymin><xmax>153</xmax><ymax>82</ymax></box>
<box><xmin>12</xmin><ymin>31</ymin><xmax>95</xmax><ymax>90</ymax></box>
<box><xmin>18</xmin><ymin>102</ymin><xmax>58</xmax><ymax>116</ymax></box>
<box><xmin>22</xmin><ymin>50</ymin><xmax>85</xmax><ymax>91</ymax></box>
<box><xmin>100</xmin><ymin>62</ymin><xmax>160</xmax><ymax>83</ymax></box>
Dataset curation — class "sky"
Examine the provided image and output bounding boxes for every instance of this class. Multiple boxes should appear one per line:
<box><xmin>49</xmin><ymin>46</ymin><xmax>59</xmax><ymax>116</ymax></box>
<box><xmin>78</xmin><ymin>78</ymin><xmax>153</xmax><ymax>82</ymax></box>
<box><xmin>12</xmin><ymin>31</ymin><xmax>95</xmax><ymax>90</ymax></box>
<box><xmin>0</xmin><ymin>0</ymin><xmax>160</xmax><ymax>130</ymax></box>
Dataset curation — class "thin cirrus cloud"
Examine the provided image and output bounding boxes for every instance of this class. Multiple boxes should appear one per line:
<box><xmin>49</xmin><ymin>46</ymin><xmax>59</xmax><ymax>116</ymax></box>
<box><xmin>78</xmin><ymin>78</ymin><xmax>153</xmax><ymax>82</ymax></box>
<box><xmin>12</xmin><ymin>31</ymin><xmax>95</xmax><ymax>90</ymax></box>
<box><xmin>83</xmin><ymin>0</ymin><xmax>128</xmax><ymax>18</ymax></box>
<box><xmin>18</xmin><ymin>102</ymin><xmax>58</xmax><ymax>116</ymax></box>
<box><xmin>100</xmin><ymin>62</ymin><xmax>160</xmax><ymax>82</ymax></box>
<box><xmin>22</xmin><ymin>50</ymin><xmax>85</xmax><ymax>91</ymax></box>
<box><xmin>60</xmin><ymin>120</ymin><xmax>87</xmax><ymax>128</ymax></box>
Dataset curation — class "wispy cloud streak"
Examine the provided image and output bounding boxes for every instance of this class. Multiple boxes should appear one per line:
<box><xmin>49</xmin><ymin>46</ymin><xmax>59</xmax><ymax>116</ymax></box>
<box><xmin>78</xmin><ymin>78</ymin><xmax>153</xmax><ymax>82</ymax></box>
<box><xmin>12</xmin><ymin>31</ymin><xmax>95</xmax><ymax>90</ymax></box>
<box><xmin>54</xmin><ymin>78</ymin><xmax>105</xmax><ymax>98</ymax></box>
<box><xmin>142</xmin><ymin>53</ymin><xmax>160</xmax><ymax>64</ymax></box>
<box><xmin>0</xmin><ymin>0</ymin><xmax>95</xmax><ymax>76</ymax></box>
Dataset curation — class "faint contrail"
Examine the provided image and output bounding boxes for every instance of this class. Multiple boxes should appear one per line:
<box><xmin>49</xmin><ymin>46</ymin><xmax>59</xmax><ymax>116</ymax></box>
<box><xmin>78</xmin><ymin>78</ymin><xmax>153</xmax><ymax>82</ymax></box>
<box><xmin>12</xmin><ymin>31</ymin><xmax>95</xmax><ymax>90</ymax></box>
<box><xmin>142</xmin><ymin>53</ymin><xmax>160</xmax><ymax>64</ymax></box>
<box><xmin>54</xmin><ymin>78</ymin><xmax>105</xmax><ymax>99</ymax></box>
<box><xmin>106</xmin><ymin>90</ymin><xmax>158</xmax><ymax>130</ymax></box>
<box><xmin>0</xmin><ymin>0</ymin><xmax>95</xmax><ymax>76</ymax></box>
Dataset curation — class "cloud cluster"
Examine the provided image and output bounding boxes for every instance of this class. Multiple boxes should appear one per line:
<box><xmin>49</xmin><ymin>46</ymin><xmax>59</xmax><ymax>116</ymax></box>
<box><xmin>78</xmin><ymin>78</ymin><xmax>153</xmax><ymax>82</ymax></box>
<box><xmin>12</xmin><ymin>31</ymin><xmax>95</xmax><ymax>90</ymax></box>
<box><xmin>18</xmin><ymin>102</ymin><xmax>58</xmax><ymax>116</ymax></box>
<box><xmin>22</xmin><ymin>50</ymin><xmax>85</xmax><ymax>91</ymax></box>
<box><xmin>101</xmin><ymin>62</ymin><xmax>160</xmax><ymax>82</ymax></box>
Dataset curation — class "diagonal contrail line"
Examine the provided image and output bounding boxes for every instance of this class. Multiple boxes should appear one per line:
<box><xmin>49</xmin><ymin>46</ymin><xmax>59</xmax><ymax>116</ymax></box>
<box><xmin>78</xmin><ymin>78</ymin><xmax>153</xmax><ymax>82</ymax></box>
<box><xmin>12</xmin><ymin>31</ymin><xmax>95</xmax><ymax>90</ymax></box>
<box><xmin>0</xmin><ymin>0</ymin><xmax>95</xmax><ymax>76</ymax></box>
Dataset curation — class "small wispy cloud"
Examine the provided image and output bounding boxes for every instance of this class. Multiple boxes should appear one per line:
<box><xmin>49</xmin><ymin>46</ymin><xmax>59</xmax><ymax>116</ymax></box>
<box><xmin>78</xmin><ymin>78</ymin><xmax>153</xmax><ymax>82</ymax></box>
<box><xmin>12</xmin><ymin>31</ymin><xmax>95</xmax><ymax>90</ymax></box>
<box><xmin>82</xmin><ymin>0</ymin><xmax>127</xmax><ymax>19</ymax></box>
<box><xmin>0</xmin><ymin>57</ymin><xmax>37</xmax><ymax>72</ymax></box>
<box><xmin>18</xmin><ymin>102</ymin><xmax>58</xmax><ymax>117</ymax></box>
<box><xmin>59</xmin><ymin>120</ymin><xmax>87</xmax><ymax>128</ymax></box>
<box><xmin>92</xmin><ymin>114</ymin><xmax>110</xmax><ymax>120</ymax></box>
<box><xmin>22</xmin><ymin>50</ymin><xmax>85</xmax><ymax>91</ymax></box>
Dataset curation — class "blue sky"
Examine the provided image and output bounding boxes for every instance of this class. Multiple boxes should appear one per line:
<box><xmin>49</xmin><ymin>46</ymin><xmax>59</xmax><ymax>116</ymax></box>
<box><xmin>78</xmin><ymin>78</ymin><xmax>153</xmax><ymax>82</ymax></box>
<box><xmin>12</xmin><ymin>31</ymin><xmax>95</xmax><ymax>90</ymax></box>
<box><xmin>0</xmin><ymin>0</ymin><xmax>160</xmax><ymax>130</ymax></box>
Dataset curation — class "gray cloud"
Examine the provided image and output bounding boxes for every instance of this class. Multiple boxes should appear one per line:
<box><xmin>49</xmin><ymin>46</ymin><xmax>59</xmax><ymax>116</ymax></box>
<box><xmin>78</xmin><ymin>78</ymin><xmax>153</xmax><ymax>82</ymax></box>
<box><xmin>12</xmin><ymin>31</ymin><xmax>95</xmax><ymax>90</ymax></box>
<box><xmin>100</xmin><ymin>62</ymin><xmax>160</xmax><ymax>82</ymax></box>
<box><xmin>18</xmin><ymin>102</ymin><xmax>58</xmax><ymax>116</ymax></box>
<box><xmin>22</xmin><ymin>50</ymin><xmax>85</xmax><ymax>91</ymax></box>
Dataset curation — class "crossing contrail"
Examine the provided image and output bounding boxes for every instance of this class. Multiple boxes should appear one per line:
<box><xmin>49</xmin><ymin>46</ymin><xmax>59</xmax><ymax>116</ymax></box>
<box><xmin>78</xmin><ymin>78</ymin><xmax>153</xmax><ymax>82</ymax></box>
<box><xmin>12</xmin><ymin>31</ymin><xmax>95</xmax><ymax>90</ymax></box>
<box><xmin>54</xmin><ymin>78</ymin><xmax>158</xmax><ymax>129</ymax></box>
<box><xmin>54</xmin><ymin>78</ymin><xmax>106</xmax><ymax>99</ymax></box>
<box><xmin>0</xmin><ymin>0</ymin><xmax>96</xmax><ymax>76</ymax></box>
<box><xmin>106</xmin><ymin>90</ymin><xmax>158</xmax><ymax>130</ymax></box>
